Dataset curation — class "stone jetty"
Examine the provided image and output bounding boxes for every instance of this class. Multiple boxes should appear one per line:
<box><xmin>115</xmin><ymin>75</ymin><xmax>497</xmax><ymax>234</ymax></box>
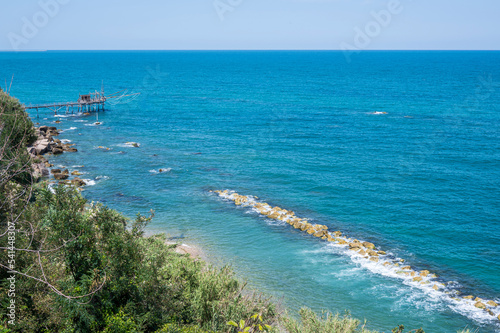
<box><xmin>212</xmin><ymin>189</ymin><xmax>500</xmax><ymax>322</ymax></box>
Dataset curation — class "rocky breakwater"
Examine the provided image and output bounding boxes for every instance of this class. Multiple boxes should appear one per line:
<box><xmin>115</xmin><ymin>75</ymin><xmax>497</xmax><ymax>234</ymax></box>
<box><xmin>212</xmin><ymin>189</ymin><xmax>500</xmax><ymax>323</ymax></box>
<box><xmin>28</xmin><ymin>125</ymin><xmax>83</xmax><ymax>187</ymax></box>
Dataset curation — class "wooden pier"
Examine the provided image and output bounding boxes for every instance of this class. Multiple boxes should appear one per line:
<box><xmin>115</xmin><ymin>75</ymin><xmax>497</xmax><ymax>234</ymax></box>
<box><xmin>23</xmin><ymin>89</ymin><xmax>136</xmax><ymax>117</ymax></box>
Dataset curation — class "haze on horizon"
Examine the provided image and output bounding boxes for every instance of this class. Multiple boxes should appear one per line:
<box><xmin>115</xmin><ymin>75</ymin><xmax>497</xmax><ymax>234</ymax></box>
<box><xmin>1</xmin><ymin>0</ymin><xmax>499</xmax><ymax>51</ymax></box>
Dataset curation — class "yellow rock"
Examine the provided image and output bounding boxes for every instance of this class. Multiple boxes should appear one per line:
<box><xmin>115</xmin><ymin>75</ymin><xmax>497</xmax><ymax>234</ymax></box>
<box><xmin>486</xmin><ymin>309</ymin><xmax>494</xmax><ymax>316</ymax></box>
<box><xmin>321</xmin><ymin>235</ymin><xmax>327</xmax><ymax>240</ymax></box>
<box><xmin>358</xmin><ymin>249</ymin><xmax>366</xmax><ymax>256</ymax></box>
<box><xmin>383</xmin><ymin>262</ymin><xmax>391</xmax><ymax>266</ymax></box>
<box><xmin>497</xmin><ymin>314</ymin><xmax>500</xmax><ymax>321</ymax></box>
<box><xmin>400</xmin><ymin>259</ymin><xmax>405</xmax><ymax>262</ymax></box>
<box><xmin>377</xmin><ymin>251</ymin><xmax>386</xmax><ymax>255</ymax></box>
<box><xmin>307</xmin><ymin>229</ymin><xmax>316</xmax><ymax>235</ymax></box>
<box><xmin>401</xmin><ymin>266</ymin><xmax>411</xmax><ymax>270</ymax></box>
<box><xmin>420</xmin><ymin>281</ymin><xmax>430</xmax><ymax>285</ymax></box>
<box><xmin>463</xmin><ymin>295</ymin><xmax>474</xmax><ymax>300</ymax></box>
<box><xmin>413</xmin><ymin>277</ymin><xmax>423</xmax><ymax>282</ymax></box>
<box><xmin>474</xmin><ymin>302</ymin><xmax>486</xmax><ymax>309</ymax></box>
<box><xmin>394</xmin><ymin>263</ymin><xmax>399</xmax><ymax>267</ymax></box>
<box><xmin>432</xmin><ymin>285</ymin><xmax>439</xmax><ymax>291</ymax></box>
<box><xmin>337</xmin><ymin>239</ymin><xmax>347</xmax><ymax>245</ymax></box>
<box><xmin>486</xmin><ymin>300</ymin><xmax>498</xmax><ymax>307</ymax></box>
<box><xmin>362</xmin><ymin>242</ymin><xmax>375</xmax><ymax>249</ymax></box>
<box><xmin>71</xmin><ymin>171</ymin><xmax>82</xmax><ymax>176</ymax></box>
<box><xmin>474</xmin><ymin>297</ymin><xmax>483</xmax><ymax>302</ymax></box>
<box><xmin>313</xmin><ymin>230</ymin><xmax>326</xmax><ymax>238</ymax></box>
<box><xmin>420</xmin><ymin>270</ymin><xmax>430</xmax><ymax>277</ymax></box>
<box><xmin>349</xmin><ymin>242</ymin><xmax>361</xmax><ymax>249</ymax></box>
<box><xmin>410</xmin><ymin>271</ymin><xmax>416</xmax><ymax>277</ymax></box>
<box><xmin>369</xmin><ymin>257</ymin><xmax>379</xmax><ymax>263</ymax></box>
<box><xmin>333</xmin><ymin>231</ymin><xmax>342</xmax><ymax>237</ymax></box>
<box><xmin>366</xmin><ymin>250</ymin><xmax>378</xmax><ymax>257</ymax></box>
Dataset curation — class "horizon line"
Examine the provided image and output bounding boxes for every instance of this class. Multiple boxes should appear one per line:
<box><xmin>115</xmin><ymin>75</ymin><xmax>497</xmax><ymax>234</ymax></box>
<box><xmin>1</xmin><ymin>49</ymin><xmax>500</xmax><ymax>52</ymax></box>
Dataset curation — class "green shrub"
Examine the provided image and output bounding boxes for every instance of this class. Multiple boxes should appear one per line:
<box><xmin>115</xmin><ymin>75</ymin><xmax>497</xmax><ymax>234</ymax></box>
<box><xmin>281</xmin><ymin>307</ymin><xmax>375</xmax><ymax>333</ymax></box>
<box><xmin>1</xmin><ymin>186</ymin><xmax>276</xmax><ymax>332</ymax></box>
<box><xmin>154</xmin><ymin>323</ymin><xmax>213</xmax><ymax>333</ymax></box>
<box><xmin>102</xmin><ymin>309</ymin><xmax>139</xmax><ymax>333</ymax></box>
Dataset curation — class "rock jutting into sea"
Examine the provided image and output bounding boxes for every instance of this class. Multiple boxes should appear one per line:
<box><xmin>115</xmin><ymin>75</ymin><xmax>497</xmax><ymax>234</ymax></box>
<box><xmin>212</xmin><ymin>189</ymin><xmax>500</xmax><ymax>323</ymax></box>
<box><xmin>27</xmin><ymin>125</ymin><xmax>87</xmax><ymax>189</ymax></box>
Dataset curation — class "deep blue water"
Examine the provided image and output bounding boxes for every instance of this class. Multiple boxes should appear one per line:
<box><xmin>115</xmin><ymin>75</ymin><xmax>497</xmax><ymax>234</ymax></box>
<box><xmin>1</xmin><ymin>51</ymin><xmax>500</xmax><ymax>332</ymax></box>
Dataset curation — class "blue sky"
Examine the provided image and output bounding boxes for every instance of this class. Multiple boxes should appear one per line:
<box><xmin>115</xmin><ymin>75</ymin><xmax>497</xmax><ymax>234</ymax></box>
<box><xmin>1</xmin><ymin>0</ymin><xmax>499</xmax><ymax>50</ymax></box>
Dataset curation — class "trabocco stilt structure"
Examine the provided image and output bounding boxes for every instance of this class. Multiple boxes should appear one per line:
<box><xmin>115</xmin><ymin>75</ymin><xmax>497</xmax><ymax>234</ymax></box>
<box><xmin>23</xmin><ymin>88</ymin><xmax>138</xmax><ymax>117</ymax></box>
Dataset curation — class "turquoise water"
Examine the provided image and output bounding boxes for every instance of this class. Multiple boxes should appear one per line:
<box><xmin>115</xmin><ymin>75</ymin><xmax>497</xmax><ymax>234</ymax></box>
<box><xmin>2</xmin><ymin>51</ymin><xmax>500</xmax><ymax>332</ymax></box>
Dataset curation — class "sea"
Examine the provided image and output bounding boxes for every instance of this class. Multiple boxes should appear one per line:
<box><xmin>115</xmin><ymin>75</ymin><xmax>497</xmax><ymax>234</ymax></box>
<box><xmin>1</xmin><ymin>50</ymin><xmax>499</xmax><ymax>332</ymax></box>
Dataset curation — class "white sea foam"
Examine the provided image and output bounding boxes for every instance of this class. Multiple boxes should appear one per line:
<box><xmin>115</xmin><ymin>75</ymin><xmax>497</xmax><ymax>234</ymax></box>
<box><xmin>150</xmin><ymin>168</ymin><xmax>172</xmax><ymax>174</ymax></box>
<box><xmin>370</xmin><ymin>111</ymin><xmax>388</xmax><ymax>115</ymax></box>
<box><xmin>82</xmin><ymin>179</ymin><xmax>96</xmax><ymax>186</ymax></box>
<box><xmin>60</xmin><ymin>127</ymin><xmax>77</xmax><ymax>132</ymax></box>
<box><xmin>74</xmin><ymin>119</ymin><xmax>88</xmax><ymax>122</ymax></box>
<box><xmin>213</xmin><ymin>189</ymin><xmax>500</xmax><ymax>325</ymax></box>
<box><xmin>84</xmin><ymin>122</ymin><xmax>103</xmax><ymax>126</ymax></box>
<box><xmin>117</xmin><ymin>142</ymin><xmax>141</xmax><ymax>148</ymax></box>
<box><xmin>60</xmin><ymin>139</ymin><xmax>72</xmax><ymax>143</ymax></box>
<box><xmin>72</xmin><ymin>165</ymin><xmax>84</xmax><ymax>168</ymax></box>
<box><xmin>55</xmin><ymin>114</ymin><xmax>77</xmax><ymax>118</ymax></box>
<box><xmin>47</xmin><ymin>183</ymin><xmax>56</xmax><ymax>194</ymax></box>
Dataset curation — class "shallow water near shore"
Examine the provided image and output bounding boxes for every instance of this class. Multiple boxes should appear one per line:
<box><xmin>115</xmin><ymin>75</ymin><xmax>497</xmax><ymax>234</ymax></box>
<box><xmin>2</xmin><ymin>51</ymin><xmax>500</xmax><ymax>332</ymax></box>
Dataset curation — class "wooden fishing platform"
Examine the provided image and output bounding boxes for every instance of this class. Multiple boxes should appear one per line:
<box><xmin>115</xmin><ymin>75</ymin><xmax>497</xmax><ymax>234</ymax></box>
<box><xmin>23</xmin><ymin>88</ymin><xmax>138</xmax><ymax>116</ymax></box>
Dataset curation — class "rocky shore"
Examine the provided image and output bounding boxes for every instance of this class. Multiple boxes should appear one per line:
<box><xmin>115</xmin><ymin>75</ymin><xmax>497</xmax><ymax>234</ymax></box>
<box><xmin>28</xmin><ymin>125</ymin><xmax>86</xmax><ymax>188</ymax></box>
<box><xmin>29</xmin><ymin>123</ymin><xmax>203</xmax><ymax>259</ymax></box>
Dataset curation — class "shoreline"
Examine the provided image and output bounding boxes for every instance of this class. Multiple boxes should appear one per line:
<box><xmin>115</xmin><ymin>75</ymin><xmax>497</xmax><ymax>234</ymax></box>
<box><xmin>30</xmin><ymin>121</ymin><xmax>206</xmax><ymax>262</ymax></box>
<box><xmin>29</xmin><ymin>116</ymin><xmax>500</xmax><ymax>329</ymax></box>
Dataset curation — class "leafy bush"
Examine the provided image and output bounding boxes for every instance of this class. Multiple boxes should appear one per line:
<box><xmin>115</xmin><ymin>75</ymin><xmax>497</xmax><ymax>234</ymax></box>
<box><xmin>281</xmin><ymin>307</ymin><xmax>376</xmax><ymax>333</ymax></box>
<box><xmin>0</xmin><ymin>186</ymin><xmax>276</xmax><ymax>332</ymax></box>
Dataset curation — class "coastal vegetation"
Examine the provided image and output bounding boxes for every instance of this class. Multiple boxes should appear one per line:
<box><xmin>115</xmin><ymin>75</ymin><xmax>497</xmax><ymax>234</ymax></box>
<box><xmin>0</xmin><ymin>89</ymin><xmax>475</xmax><ymax>332</ymax></box>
